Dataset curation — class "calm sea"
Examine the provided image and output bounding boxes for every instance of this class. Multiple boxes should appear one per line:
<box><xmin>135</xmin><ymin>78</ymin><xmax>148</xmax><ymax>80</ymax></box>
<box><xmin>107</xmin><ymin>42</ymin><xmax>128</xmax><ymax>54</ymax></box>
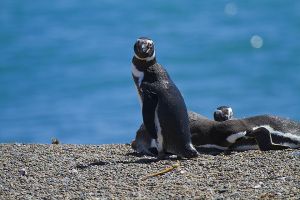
<box><xmin>1</xmin><ymin>1</ymin><xmax>299</xmax><ymax>144</ymax></box>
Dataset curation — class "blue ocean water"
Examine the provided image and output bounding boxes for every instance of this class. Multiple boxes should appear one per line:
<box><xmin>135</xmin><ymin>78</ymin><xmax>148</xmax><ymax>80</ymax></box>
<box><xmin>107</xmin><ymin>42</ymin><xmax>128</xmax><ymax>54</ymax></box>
<box><xmin>0</xmin><ymin>1</ymin><xmax>299</xmax><ymax>144</ymax></box>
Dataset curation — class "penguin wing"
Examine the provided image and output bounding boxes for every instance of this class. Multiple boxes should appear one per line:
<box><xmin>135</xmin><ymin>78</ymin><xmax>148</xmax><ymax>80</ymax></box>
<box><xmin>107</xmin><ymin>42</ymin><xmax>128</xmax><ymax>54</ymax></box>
<box><xmin>142</xmin><ymin>88</ymin><xmax>158</xmax><ymax>139</ymax></box>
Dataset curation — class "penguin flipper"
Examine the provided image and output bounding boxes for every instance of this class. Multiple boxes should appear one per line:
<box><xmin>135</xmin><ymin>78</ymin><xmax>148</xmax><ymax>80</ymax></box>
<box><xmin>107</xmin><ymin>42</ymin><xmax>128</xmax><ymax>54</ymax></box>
<box><xmin>246</xmin><ymin>127</ymin><xmax>289</xmax><ymax>151</ymax></box>
<box><xmin>142</xmin><ymin>89</ymin><xmax>158</xmax><ymax>140</ymax></box>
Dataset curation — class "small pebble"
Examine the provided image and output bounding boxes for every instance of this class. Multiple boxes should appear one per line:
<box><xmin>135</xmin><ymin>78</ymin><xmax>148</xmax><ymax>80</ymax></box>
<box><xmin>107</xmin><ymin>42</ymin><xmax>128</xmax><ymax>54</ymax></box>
<box><xmin>19</xmin><ymin>168</ymin><xmax>27</xmax><ymax>176</ymax></box>
<box><xmin>277</xmin><ymin>176</ymin><xmax>286</xmax><ymax>181</ymax></box>
<box><xmin>217</xmin><ymin>188</ymin><xmax>228</xmax><ymax>193</ymax></box>
<box><xmin>253</xmin><ymin>182</ymin><xmax>263</xmax><ymax>189</ymax></box>
<box><xmin>70</xmin><ymin>169</ymin><xmax>78</xmax><ymax>174</ymax></box>
<box><xmin>253</xmin><ymin>184</ymin><xmax>261</xmax><ymax>189</ymax></box>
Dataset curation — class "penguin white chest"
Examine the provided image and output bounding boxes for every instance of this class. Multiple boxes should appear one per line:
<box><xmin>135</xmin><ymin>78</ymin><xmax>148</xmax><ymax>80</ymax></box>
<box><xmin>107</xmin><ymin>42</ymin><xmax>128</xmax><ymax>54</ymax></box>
<box><xmin>131</xmin><ymin>64</ymin><xmax>144</xmax><ymax>87</ymax></box>
<box><xmin>131</xmin><ymin>64</ymin><xmax>144</xmax><ymax>106</ymax></box>
<box><xmin>154</xmin><ymin>105</ymin><xmax>164</xmax><ymax>152</ymax></box>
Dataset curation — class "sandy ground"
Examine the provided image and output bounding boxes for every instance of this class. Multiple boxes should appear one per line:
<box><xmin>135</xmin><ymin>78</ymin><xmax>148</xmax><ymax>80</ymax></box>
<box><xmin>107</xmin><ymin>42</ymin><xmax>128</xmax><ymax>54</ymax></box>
<box><xmin>0</xmin><ymin>143</ymin><xmax>299</xmax><ymax>199</ymax></box>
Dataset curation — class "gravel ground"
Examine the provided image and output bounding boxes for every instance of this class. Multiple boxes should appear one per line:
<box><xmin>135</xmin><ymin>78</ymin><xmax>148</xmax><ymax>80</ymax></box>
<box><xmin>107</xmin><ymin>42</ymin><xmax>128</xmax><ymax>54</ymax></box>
<box><xmin>0</xmin><ymin>144</ymin><xmax>299</xmax><ymax>199</ymax></box>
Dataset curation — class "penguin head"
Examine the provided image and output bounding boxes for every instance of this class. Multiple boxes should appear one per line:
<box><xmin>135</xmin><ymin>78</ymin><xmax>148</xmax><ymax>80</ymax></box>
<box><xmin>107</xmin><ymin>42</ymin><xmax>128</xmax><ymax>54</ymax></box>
<box><xmin>245</xmin><ymin>127</ymin><xmax>270</xmax><ymax>138</ymax></box>
<box><xmin>214</xmin><ymin>106</ymin><xmax>233</xmax><ymax>122</ymax></box>
<box><xmin>245</xmin><ymin>127</ymin><xmax>272</xmax><ymax>151</ymax></box>
<box><xmin>134</xmin><ymin>37</ymin><xmax>155</xmax><ymax>61</ymax></box>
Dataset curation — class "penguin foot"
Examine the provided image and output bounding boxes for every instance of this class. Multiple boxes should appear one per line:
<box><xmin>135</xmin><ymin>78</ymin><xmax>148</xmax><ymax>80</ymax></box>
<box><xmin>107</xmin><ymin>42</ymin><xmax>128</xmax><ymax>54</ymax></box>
<box><xmin>177</xmin><ymin>145</ymin><xmax>199</xmax><ymax>159</ymax></box>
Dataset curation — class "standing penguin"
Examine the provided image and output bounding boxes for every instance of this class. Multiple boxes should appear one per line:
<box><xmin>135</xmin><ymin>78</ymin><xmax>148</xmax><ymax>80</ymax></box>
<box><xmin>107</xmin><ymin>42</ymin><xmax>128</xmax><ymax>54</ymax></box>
<box><xmin>131</xmin><ymin>37</ymin><xmax>198</xmax><ymax>158</ymax></box>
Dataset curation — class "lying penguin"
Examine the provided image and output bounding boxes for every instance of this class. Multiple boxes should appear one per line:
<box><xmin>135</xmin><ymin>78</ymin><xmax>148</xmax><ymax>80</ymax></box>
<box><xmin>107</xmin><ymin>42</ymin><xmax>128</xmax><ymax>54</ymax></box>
<box><xmin>132</xmin><ymin>106</ymin><xmax>300</xmax><ymax>154</ymax></box>
<box><xmin>191</xmin><ymin>112</ymin><xmax>300</xmax><ymax>151</ymax></box>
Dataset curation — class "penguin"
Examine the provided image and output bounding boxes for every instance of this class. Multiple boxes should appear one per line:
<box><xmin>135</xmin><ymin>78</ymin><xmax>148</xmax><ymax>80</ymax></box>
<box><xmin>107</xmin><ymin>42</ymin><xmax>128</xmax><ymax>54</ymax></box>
<box><xmin>214</xmin><ymin>106</ymin><xmax>233</xmax><ymax>122</ymax></box>
<box><xmin>131</xmin><ymin>37</ymin><xmax>198</xmax><ymax>158</ymax></box>
<box><xmin>191</xmin><ymin>115</ymin><xmax>300</xmax><ymax>151</ymax></box>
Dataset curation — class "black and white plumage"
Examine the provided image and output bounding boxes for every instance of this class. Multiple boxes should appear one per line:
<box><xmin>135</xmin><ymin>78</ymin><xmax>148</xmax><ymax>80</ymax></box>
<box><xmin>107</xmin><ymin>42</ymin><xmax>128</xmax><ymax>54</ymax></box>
<box><xmin>131</xmin><ymin>37</ymin><xmax>198</xmax><ymax>158</ymax></box>
<box><xmin>132</xmin><ymin>109</ymin><xmax>300</xmax><ymax>154</ymax></box>
<box><xmin>214</xmin><ymin>106</ymin><xmax>233</xmax><ymax>122</ymax></box>
<box><xmin>191</xmin><ymin>115</ymin><xmax>300</xmax><ymax>151</ymax></box>
<box><xmin>244</xmin><ymin>122</ymin><xmax>300</xmax><ymax>151</ymax></box>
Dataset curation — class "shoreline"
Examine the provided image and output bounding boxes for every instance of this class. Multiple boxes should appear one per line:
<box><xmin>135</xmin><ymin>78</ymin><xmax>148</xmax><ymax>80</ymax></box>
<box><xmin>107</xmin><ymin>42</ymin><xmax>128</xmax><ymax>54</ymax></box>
<box><xmin>1</xmin><ymin>144</ymin><xmax>299</xmax><ymax>199</ymax></box>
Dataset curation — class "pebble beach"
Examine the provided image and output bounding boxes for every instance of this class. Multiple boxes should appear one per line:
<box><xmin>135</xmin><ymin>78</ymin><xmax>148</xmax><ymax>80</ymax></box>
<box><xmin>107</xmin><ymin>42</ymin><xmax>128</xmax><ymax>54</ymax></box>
<box><xmin>1</xmin><ymin>144</ymin><xmax>299</xmax><ymax>199</ymax></box>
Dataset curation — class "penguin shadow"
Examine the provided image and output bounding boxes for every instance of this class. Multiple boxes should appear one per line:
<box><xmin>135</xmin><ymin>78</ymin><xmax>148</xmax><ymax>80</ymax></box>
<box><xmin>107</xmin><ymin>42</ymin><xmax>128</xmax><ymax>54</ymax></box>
<box><xmin>125</xmin><ymin>149</ymin><xmax>231</xmax><ymax>163</ymax></box>
<box><xmin>125</xmin><ymin>152</ymin><xmax>182</xmax><ymax>163</ymax></box>
<box><xmin>75</xmin><ymin>157</ymin><xmax>160</xmax><ymax>170</ymax></box>
<box><xmin>75</xmin><ymin>152</ymin><xmax>162</xmax><ymax>170</ymax></box>
<box><xmin>75</xmin><ymin>149</ymin><xmax>232</xmax><ymax>170</ymax></box>
<box><xmin>195</xmin><ymin>147</ymin><xmax>230</xmax><ymax>156</ymax></box>
<box><xmin>75</xmin><ymin>147</ymin><xmax>233</xmax><ymax>170</ymax></box>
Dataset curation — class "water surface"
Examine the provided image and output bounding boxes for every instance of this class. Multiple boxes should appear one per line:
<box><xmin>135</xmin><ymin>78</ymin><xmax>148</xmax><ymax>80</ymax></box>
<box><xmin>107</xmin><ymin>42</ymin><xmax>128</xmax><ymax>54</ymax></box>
<box><xmin>1</xmin><ymin>1</ymin><xmax>299</xmax><ymax>144</ymax></box>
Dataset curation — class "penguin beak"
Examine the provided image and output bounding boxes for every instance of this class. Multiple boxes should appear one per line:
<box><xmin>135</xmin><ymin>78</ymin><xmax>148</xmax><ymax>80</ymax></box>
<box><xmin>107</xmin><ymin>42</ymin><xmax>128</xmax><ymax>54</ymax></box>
<box><xmin>142</xmin><ymin>44</ymin><xmax>152</xmax><ymax>54</ymax></box>
<box><xmin>141</xmin><ymin>41</ymin><xmax>153</xmax><ymax>54</ymax></box>
<box><xmin>141</xmin><ymin>43</ymin><xmax>148</xmax><ymax>53</ymax></box>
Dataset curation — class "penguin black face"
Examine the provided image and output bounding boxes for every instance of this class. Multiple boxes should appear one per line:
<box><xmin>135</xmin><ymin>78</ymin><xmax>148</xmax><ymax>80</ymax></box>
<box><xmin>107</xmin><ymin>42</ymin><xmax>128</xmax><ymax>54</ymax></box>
<box><xmin>214</xmin><ymin>106</ymin><xmax>233</xmax><ymax>122</ymax></box>
<box><xmin>134</xmin><ymin>37</ymin><xmax>155</xmax><ymax>60</ymax></box>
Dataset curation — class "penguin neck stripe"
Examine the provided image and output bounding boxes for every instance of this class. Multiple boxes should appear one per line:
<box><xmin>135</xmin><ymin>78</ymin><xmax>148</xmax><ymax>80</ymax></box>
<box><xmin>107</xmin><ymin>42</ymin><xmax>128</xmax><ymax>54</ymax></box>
<box><xmin>132</xmin><ymin>56</ymin><xmax>157</xmax><ymax>69</ymax></box>
<box><xmin>134</xmin><ymin>51</ymin><xmax>156</xmax><ymax>61</ymax></box>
